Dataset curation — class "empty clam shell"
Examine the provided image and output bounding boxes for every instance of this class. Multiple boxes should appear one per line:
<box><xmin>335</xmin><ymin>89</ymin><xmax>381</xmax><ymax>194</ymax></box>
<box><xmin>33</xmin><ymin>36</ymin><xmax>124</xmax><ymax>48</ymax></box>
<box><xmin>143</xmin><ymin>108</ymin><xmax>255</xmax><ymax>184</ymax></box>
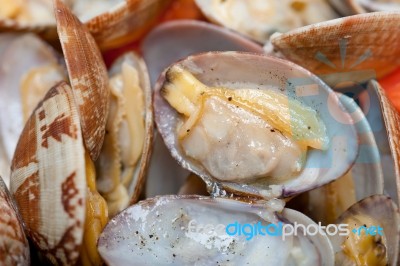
<box><xmin>98</xmin><ymin>195</ymin><xmax>334</xmax><ymax>265</ymax></box>
<box><xmin>0</xmin><ymin>175</ymin><xmax>29</xmax><ymax>265</ymax></box>
<box><xmin>269</xmin><ymin>12</ymin><xmax>400</xmax><ymax>79</ymax></box>
<box><xmin>194</xmin><ymin>0</ymin><xmax>339</xmax><ymax>43</ymax></box>
<box><xmin>154</xmin><ymin>51</ymin><xmax>358</xmax><ymax>199</ymax></box>
<box><xmin>332</xmin><ymin>195</ymin><xmax>400</xmax><ymax>266</ymax></box>
<box><xmin>142</xmin><ymin>20</ymin><xmax>262</xmax><ymax>198</ymax></box>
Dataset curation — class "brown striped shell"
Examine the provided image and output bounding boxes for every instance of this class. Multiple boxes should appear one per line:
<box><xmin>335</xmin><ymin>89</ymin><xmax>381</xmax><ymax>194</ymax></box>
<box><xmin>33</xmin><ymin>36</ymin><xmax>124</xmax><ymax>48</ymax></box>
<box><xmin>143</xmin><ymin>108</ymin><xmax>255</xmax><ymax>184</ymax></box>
<box><xmin>268</xmin><ymin>12</ymin><xmax>400</xmax><ymax>79</ymax></box>
<box><xmin>10</xmin><ymin>82</ymin><xmax>86</xmax><ymax>265</ymax></box>
<box><xmin>54</xmin><ymin>0</ymin><xmax>109</xmax><ymax>161</ymax></box>
<box><xmin>0</xmin><ymin>175</ymin><xmax>30</xmax><ymax>265</ymax></box>
<box><xmin>8</xmin><ymin>3</ymin><xmax>113</xmax><ymax>264</ymax></box>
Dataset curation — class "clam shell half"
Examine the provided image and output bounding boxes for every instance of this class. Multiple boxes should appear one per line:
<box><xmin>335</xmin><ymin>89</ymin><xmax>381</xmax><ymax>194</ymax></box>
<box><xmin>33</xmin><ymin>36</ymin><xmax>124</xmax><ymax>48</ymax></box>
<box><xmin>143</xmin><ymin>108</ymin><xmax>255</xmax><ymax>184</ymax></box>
<box><xmin>154</xmin><ymin>51</ymin><xmax>358</xmax><ymax>199</ymax></box>
<box><xmin>98</xmin><ymin>195</ymin><xmax>334</xmax><ymax>265</ymax></box>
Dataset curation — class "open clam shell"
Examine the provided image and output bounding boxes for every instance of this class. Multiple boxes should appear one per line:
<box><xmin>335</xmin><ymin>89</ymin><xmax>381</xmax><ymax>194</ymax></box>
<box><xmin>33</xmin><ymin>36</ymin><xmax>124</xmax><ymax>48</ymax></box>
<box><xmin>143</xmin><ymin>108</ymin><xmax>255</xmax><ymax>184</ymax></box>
<box><xmin>0</xmin><ymin>33</ymin><xmax>65</xmax><ymax>186</ymax></box>
<box><xmin>0</xmin><ymin>175</ymin><xmax>30</xmax><ymax>265</ymax></box>
<box><xmin>268</xmin><ymin>12</ymin><xmax>400</xmax><ymax>80</ymax></box>
<box><xmin>98</xmin><ymin>195</ymin><xmax>334</xmax><ymax>265</ymax></box>
<box><xmin>142</xmin><ymin>20</ymin><xmax>263</xmax><ymax>198</ymax></box>
<box><xmin>194</xmin><ymin>0</ymin><xmax>339</xmax><ymax>43</ymax></box>
<box><xmin>154</xmin><ymin>51</ymin><xmax>358</xmax><ymax>199</ymax></box>
<box><xmin>8</xmin><ymin>3</ymin><xmax>112</xmax><ymax>264</ymax></box>
<box><xmin>96</xmin><ymin>51</ymin><xmax>153</xmax><ymax>216</ymax></box>
<box><xmin>331</xmin><ymin>195</ymin><xmax>400</xmax><ymax>265</ymax></box>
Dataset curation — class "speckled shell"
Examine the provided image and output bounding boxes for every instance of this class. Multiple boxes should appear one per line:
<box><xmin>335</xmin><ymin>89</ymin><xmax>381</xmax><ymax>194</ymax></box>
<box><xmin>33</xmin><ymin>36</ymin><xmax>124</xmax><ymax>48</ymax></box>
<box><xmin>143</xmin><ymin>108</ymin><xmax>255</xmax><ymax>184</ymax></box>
<box><xmin>154</xmin><ymin>51</ymin><xmax>358</xmax><ymax>199</ymax></box>
<box><xmin>54</xmin><ymin>0</ymin><xmax>109</xmax><ymax>161</ymax></box>
<box><xmin>0</xmin><ymin>176</ymin><xmax>29</xmax><ymax>265</ymax></box>
<box><xmin>10</xmin><ymin>82</ymin><xmax>86</xmax><ymax>265</ymax></box>
<box><xmin>269</xmin><ymin>12</ymin><xmax>400</xmax><ymax>79</ymax></box>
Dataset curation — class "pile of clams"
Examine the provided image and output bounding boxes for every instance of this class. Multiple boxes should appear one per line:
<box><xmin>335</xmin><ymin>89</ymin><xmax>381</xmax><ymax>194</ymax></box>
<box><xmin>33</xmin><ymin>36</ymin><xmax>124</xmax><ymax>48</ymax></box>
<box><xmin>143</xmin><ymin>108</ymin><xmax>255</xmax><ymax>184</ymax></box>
<box><xmin>1</xmin><ymin>0</ymin><xmax>400</xmax><ymax>265</ymax></box>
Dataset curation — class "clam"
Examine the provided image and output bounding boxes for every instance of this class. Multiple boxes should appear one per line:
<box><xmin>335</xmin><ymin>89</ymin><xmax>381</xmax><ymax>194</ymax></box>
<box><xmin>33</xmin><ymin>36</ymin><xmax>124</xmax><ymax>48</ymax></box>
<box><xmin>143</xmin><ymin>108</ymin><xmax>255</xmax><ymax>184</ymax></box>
<box><xmin>194</xmin><ymin>0</ymin><xmax>339</xmax><ymax>43</ymax></box>
<box><xmin>8</xmin><ymin>1</ymin><xmax>156</xmax><ymax>263</ymax></box>
<box><xmin>0</xmin><ymin>175</ymin><xmax>29</xmax><ymax>265</ymax></box>
<box><xmin>267</xmin><ymin>11</ymin><xmax>400</xmax><ymax>80</ymax></box>
<box><xmin>98</xmin><ymin>195</ymin><xmax>334</xmax><ymax>265</ymax></box>
<box><xmin>0</xmin><ymin>33</ymin><xmax>66</xmax><ymax>186</ymax></box>
<box><xmin>95</xmin><ymin>51</ymin><xmax>153</xmax><ymax>216</ymax></box>
<box><xmin>9</xmin><ymin>1</ymin><xmax>110</xmax><ymax>264</ymax></box>
<box><xmin>331</xmin><ymin>195</ymin><xmax>400</xmax><ymax>266</ymax></box>
<box><xmin>154</xmin><ymin>51</ymin><xmax>358</xmax><ymax>199</ymax></box>
<box><xmin>0</xmin><ymin>0</ymin><xmax>171</xmax><ymax>50</ymax></box>
<box><xmin>142</xmin><ymin>20</ymin><xmax>262</xmax><ymax>198</ymax></box>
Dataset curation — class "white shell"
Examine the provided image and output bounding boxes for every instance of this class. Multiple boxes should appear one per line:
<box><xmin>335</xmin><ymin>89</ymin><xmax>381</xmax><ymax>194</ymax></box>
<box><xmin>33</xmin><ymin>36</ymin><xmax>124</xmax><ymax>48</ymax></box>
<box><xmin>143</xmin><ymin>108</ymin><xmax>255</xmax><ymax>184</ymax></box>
<box><xmin>98</xmin><ymin>195</ymin><xmax>334</xmax><ymax>265</ymax></box>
